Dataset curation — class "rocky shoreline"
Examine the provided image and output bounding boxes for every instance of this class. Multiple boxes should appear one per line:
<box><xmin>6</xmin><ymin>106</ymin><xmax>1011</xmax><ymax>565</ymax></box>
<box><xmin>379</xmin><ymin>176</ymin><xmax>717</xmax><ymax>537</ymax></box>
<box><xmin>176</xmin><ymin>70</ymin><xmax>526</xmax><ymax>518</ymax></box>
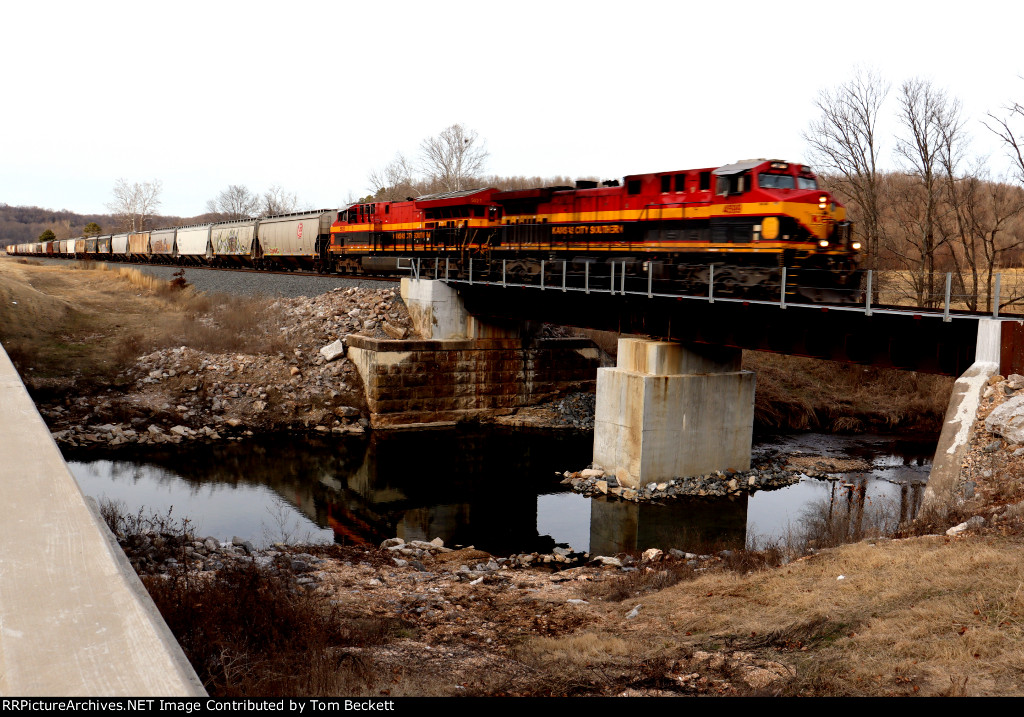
<box><xmin>559</xmin><ymin>448</ymin><xmax>889</xmax><ymax>501</ymax></box>
<box><xmin>116</xmin><ymin>526</ymin><xmax>758</xmax><ymax>599</ymax></box>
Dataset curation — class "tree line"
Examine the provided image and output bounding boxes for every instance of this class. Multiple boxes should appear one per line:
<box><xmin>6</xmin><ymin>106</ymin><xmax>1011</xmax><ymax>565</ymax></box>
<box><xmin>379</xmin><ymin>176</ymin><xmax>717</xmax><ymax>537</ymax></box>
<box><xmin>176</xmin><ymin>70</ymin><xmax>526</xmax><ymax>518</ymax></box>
<box><xmin>806</xmin><ymin>69</ymin><xmax>1024</xmax><ymax>311</ymax></box>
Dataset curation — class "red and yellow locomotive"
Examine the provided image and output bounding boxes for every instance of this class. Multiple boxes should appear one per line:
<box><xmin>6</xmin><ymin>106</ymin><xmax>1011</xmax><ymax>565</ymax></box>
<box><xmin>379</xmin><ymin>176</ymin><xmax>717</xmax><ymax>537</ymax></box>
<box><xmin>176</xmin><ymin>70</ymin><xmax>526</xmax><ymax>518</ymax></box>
<box><xmin>329</xmin><ymin>158</ymin><xmax>860</xmax><ymax>302</ymax></box>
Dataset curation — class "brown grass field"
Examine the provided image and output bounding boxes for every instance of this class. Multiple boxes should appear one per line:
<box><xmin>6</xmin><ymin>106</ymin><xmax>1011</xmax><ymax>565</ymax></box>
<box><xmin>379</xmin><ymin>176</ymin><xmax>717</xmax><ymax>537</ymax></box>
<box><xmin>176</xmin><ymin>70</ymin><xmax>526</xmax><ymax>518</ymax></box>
<box><xmin>0</xmin><ymin>258</ymin><xmax>287</xmax><ymax>390</ymax></box>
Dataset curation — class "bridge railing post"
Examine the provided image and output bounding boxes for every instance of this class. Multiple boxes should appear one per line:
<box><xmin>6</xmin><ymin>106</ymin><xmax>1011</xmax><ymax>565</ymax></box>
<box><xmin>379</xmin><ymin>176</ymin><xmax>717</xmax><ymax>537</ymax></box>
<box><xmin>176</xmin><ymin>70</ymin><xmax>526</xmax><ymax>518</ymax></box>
<box><xmin>943</xmin><ymin>272</ymin><xmax>952</xmax><ymax>322</ymax></box>
<box><xmin>433</xmin><ymin>257</ymin><xmax>438</xmax><ymax>280</ymax></box>
<box><xmin>780</xmin><ymin>266</ymin><xmax>787</xmax><ymax>309</ymax></box>
<box><xmin>585</xmin><ymin>261</ymin><xmax>590</xmax><ymax>295</ymax></box>
<box><xmin>541</xmin><ymin>260</ymin><xmax>545</xmax><ymax>291</ymax></box>
<box><xmin>502</xmin><ymin>259</ymin><xmax>507</xmax><ymax>288</ymax></box>
<box><xmin>562</xmin><ymin>261</ymin><xmax>567</xmax><ymax>293</ymax></box>
<box><xmin>469</xmin><ymin>258</ymin><xmax>473</xmax><ymax>285</ymax></box>
<box><xmin>610</xmin><ymin>261</ymin><xmax>615</xmax><ymax>296</ymax></box>
<box><xmin>709</xmin><ymin>264</ymin><xmax>715</xmax><ymax>304</ymax></box>
<box><xmin>445</xmin><ymin>258</ymin><xmax>450</xmax><ymax>281</ymax></box>
<box><xmin>620</xmin><ymin>261</ymin><xmax>626</xmax><ymax>295</ymax></box>
<box><xmin>648</xmin><ymin>263</ymin><xmax>653</xmax><ymax>298</ymax></box>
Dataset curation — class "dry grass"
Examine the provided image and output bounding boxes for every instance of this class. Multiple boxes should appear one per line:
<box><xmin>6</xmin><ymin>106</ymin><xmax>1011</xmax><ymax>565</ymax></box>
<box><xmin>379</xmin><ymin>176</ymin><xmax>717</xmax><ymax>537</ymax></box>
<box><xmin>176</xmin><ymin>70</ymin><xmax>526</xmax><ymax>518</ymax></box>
<box><xmin>99</xmin><ymin>500</ymin><xmax>403</xmax><ymax>697</ymax></box>
<box><xmin>0</xmin><ymin>258</ymin><xmax>288</xmax><ymax>387</ymax></box>
<box><xmin>620</xmin><ymin>535</ymin><xmax>1024</xmax><ymax>696</ymax></box>
<box><xmin>511</xmin><ymin>633</ymin><xmax>648</xmax><ymax>695</ymax></box>
<box><xmin>747</xmin><ymin>351</ymin><xmax>953</xmax><ymax>433</ymax></box>
<box><xmin>581</xmin><ymin>562</ymin><xmax>696</xmax><ymax>603</ymax></box>
<box><xmin>144</xmin><ymin>564</ymin><xmax>402</xmax><ymax>696</ymax></box>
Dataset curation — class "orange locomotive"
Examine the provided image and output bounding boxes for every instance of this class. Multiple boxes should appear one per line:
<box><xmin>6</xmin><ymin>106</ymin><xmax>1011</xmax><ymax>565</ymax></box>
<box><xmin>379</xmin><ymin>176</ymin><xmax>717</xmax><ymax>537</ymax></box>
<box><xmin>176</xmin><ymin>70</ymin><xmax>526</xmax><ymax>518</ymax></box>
<box><xmin>328</xmin><ymin>158</ymin><xmax>861</xmax><ymax>302</ymax></box>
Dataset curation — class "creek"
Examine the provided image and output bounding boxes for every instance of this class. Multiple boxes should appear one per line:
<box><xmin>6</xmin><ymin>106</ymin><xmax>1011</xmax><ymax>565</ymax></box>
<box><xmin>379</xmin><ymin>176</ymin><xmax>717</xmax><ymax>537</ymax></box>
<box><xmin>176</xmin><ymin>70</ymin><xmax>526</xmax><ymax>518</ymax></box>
<box><xmin>63</xmin><ymin>427</ymin><xmax>934</xmax><ymax>556</ymax></box>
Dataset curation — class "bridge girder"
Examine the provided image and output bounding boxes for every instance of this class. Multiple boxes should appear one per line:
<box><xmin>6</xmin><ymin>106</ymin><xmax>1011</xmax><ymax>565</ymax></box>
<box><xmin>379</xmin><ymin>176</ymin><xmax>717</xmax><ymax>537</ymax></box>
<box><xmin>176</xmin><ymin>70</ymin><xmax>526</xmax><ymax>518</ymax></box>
<box><xmin>456</xmin><ymin>285</ymin><xmax>979</xmax><ymax>377</ymax></box>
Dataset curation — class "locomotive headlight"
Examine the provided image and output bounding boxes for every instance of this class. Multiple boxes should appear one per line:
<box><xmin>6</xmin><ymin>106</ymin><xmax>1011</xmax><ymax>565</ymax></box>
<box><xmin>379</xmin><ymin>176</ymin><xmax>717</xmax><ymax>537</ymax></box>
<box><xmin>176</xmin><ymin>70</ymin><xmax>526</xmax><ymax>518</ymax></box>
<box><xmin>819</xmin><ymin>240</ymin><xmax>830</xmax><ymax>248</ymax></box>
<box><xmin>818</xmin><ymin>194</ymin><xmax>828</xmax><ymax>210</ymax></box>
<box><xmin>852</xmin><ymin>242</ymin><xmax>862</xmax><ymax>250</ymax></box>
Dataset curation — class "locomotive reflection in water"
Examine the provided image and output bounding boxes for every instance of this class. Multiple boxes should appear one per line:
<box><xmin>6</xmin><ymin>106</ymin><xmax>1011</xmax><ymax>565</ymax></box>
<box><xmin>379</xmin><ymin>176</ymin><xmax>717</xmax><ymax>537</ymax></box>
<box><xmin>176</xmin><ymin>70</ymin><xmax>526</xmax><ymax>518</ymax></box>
<box><xmin>9</xmin><ymin>159</ymin><xmax>861</xmax><ymax>303</ymax></box>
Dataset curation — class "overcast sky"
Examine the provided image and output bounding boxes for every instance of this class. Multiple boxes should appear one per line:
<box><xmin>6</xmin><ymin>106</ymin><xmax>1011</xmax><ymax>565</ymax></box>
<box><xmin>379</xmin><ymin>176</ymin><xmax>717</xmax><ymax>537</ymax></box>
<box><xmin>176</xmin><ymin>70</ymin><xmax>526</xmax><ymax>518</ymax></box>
<box><xmin>2</xmin><ymin>0</ymin><xmax>1021</xmax><ymax>218</ymax></box>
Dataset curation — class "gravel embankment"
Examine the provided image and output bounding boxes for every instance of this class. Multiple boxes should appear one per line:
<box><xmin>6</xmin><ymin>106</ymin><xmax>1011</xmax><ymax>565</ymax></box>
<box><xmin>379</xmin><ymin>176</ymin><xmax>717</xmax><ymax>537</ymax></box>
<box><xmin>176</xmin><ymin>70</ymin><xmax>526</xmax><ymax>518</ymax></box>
<box><xmin>30</xmin><ymin>257</ymin><xmax>396</xmax><ymax>298</ymax></box>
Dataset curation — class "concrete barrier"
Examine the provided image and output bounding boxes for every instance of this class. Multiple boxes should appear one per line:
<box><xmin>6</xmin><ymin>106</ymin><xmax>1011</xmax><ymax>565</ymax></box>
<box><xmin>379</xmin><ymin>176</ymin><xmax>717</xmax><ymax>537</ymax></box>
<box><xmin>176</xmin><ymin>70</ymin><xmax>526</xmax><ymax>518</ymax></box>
<box><xmin>0</xmin><ymin>343</ymin><xmax>204</xmax><ymax>696</ymax></box>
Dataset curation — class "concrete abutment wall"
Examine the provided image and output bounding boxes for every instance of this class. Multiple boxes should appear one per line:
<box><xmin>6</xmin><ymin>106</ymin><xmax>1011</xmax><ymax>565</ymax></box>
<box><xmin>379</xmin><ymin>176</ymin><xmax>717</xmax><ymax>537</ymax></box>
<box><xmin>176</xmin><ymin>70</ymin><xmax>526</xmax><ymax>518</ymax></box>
<box><xmin>347</xmin><ymin>335</ymin><xmax>603</xmax><ymax>428</ymax></box>
<box><xmin>924</xmin><ymin>319</ymin><xmax>1003</xmax><ymax>511</ymax></box>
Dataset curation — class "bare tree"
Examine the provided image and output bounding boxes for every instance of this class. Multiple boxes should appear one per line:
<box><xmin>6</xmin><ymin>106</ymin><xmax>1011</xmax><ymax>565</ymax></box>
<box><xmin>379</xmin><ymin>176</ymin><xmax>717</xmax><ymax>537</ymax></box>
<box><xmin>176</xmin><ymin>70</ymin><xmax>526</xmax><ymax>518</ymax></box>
<box><xmin>979</xmin><ymin>81</ymin><xmax>1024</xmax><ymax>311</ymax></box>
<box><xmin>261</xmin><ymin>185</ymin><xmax>301</xmax><ymax>217</ymax></box>
<box><xmin>963</xmin><ymin>174</ymin><xmax>1024</xmax><ymax>310</ymax></box>
<box><xmin>804</xmin><ymin>68</ymin><xmax>889</xmax><ymax>283</ymax></box>
<box><xmin>419</xmin><ymin>124</ymin><xmax>488</xmax><ymax>192</ymax></box>
<box><xmin>984</xmin><ymin>89</ymin><xmax>1024</xmax><ymax>184</ymax></box>
<box><xmin>206</xmin><ymin>185</ymin><xmax>260</xmax><ymax>220</ymax></box>
<box><xmin>368</xmin><ymin>153</ymin><xmax>418</xmax><ymax>201</ymax></box>
<box><xmin>107</xmin><ymin>178</ymin><xmax>163</xmax><ymax>232</ymax></box>
<box><xmin>891</xmin><ymin>79</ymin><xmax>964</xmax><ymax>305</ymax></box>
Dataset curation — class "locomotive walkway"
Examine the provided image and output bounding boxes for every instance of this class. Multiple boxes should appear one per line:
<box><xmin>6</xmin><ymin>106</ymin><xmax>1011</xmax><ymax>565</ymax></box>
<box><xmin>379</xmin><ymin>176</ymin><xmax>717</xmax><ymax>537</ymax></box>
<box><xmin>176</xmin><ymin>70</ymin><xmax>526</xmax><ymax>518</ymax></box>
<box><xmin>0</xmin><ymin>344</ymin><xmax>204</xmax><ymax>696</ymax></box>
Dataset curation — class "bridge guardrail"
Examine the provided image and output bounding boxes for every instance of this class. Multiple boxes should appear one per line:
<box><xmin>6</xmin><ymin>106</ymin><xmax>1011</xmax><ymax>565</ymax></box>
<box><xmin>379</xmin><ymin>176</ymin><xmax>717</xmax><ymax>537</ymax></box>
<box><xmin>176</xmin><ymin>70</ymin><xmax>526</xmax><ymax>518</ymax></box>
<box><xmin>403</xmin><ymin>257</ymin><xmax>1024</xmax><ymax>323</ymax></box>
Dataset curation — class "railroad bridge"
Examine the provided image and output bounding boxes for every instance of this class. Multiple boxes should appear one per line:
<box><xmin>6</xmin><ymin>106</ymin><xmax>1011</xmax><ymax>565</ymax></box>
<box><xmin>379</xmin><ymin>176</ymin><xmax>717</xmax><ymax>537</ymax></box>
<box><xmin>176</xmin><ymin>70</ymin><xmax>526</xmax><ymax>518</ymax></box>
<box><xmin>396</xmin><ymin>261</ymin><xmax>1024</xmax><ymax>496</ymax></box>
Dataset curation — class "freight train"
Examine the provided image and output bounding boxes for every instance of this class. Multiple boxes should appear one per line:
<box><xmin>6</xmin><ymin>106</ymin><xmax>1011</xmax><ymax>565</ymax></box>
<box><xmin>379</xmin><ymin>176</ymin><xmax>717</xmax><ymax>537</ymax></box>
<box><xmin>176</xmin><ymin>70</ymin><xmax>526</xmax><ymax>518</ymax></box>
<box><xmin>6</xmin><ymin>159</ymin><xmax>862</xmax><ymax>302</ymax></box>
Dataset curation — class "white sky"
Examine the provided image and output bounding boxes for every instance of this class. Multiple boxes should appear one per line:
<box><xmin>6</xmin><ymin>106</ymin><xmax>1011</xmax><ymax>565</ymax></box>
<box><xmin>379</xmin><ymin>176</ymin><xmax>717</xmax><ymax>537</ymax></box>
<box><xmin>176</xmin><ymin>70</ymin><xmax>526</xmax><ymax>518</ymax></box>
<box><xmin>2</xmin><ymin>0</ymin><xmax>1022</xmax><ymax>218</ymax></box>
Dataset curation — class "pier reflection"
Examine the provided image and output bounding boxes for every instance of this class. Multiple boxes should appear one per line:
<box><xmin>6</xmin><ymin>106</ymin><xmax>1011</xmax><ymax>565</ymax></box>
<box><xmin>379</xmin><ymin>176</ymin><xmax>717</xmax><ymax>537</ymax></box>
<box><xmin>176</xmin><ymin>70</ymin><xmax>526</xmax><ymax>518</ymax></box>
<box><xmin>65</xmin><ymin>429</ymin><xmax>933</xmax><ymax>556</ymax></box>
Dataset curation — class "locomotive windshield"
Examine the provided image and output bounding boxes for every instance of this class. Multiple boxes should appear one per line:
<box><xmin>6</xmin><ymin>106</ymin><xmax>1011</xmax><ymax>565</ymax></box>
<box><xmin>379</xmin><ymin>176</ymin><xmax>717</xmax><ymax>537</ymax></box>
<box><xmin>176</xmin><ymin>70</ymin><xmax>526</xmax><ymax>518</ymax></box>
<box><xmin>797</xmin><ymin>176</ymin><xmax>818</xmax><ymax>189</ymax></box>
<box><xmin>758</xmin><ymin>173</ymin><xmax>796</xmax><ymax>190</ymax></box>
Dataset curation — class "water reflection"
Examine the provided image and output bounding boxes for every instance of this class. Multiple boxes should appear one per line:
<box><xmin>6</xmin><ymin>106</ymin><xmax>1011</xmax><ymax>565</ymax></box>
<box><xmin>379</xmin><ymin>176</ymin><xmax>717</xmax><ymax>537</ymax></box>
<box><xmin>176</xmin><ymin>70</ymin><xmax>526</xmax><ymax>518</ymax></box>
<box><xmin>64</xmin><ymin>429</ymin><xmax>934</xmax><ymax>556</ymax></box>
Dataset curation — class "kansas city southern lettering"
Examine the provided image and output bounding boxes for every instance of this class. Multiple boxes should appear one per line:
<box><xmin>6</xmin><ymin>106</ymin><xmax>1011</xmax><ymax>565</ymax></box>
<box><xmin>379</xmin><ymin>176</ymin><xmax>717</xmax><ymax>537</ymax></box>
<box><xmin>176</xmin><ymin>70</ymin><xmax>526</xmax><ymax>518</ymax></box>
<box><xmin>550</xmin><ymin>224</ymin><xmax>624</xmax><ymax>235</ymax></box>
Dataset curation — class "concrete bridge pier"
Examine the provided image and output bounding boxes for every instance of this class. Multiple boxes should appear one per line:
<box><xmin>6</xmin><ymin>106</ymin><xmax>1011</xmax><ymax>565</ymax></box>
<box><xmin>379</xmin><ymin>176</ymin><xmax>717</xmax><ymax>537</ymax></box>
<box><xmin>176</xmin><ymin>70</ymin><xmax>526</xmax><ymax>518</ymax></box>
<box><xmin>593</xmin><ymin>338</ymin><xmax>756</xmax><ymax>489</ymax></box>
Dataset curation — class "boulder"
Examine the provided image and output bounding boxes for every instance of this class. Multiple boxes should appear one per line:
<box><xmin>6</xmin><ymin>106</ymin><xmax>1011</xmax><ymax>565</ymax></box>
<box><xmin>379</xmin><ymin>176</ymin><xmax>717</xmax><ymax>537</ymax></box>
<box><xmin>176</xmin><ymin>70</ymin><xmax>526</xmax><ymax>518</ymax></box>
<box><xmin>319</xmin><ymin>339</ymin><xmax>346</xmax><ymax>362</ymax></box>
<box><xmin>985</xmin><ymin>395</ymin><xmax>1024</xmax><ymax>444</ymax></box>
<box><xmin>381</xmin><ymin>321</ymin><xmax>407</xmax><ymax>340</ymax></box>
